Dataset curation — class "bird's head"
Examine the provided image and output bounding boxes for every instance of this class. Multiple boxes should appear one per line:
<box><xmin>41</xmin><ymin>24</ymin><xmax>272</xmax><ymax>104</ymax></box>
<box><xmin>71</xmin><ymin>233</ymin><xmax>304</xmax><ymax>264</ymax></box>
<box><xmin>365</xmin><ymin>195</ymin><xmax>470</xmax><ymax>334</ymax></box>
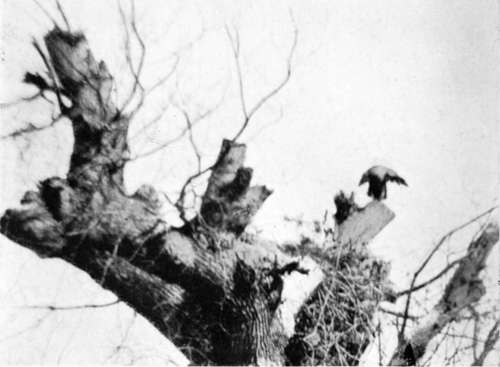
<box><xmin>359</xmin><ymin>172</ymin><xmax>369</xmax><ymax>186</ymax></box>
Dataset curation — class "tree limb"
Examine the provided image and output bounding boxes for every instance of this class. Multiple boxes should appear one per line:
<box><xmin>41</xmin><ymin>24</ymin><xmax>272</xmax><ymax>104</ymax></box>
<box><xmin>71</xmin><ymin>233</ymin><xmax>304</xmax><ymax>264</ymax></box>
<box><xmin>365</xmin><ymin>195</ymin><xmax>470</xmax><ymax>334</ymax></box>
<box><xmin>389</xmin><ymin>222</ymin><xmax>499</xmax><ymax>366</ymax></box>
<box><xmin>398</xmin><ymin>206</ymin><xmax>497</xmax><ymax>342</ymax></box>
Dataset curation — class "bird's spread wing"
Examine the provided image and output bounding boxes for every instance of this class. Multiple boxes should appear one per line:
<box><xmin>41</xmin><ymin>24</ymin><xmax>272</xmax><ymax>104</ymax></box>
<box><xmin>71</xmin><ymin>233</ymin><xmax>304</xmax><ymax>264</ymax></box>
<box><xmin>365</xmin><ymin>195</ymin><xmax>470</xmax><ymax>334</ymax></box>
<box><xmin>386</xmin><ymin>171</ymin><xmax>408</xmax><ymax>186</ymax></box>
<box><xmin>359</xmin><ymin>172</ymin><xmax>369</xmax><ymax>186</ymax></box>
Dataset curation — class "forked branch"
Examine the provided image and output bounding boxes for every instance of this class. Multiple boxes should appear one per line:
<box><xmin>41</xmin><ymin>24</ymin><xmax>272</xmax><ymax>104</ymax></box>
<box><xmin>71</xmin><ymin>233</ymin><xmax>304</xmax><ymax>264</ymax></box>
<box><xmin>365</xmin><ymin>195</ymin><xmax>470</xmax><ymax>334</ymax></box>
<box><xmin>225</xmin><ymin>22</ymin><xmax>298</xmax><ymax>142</ymax></box>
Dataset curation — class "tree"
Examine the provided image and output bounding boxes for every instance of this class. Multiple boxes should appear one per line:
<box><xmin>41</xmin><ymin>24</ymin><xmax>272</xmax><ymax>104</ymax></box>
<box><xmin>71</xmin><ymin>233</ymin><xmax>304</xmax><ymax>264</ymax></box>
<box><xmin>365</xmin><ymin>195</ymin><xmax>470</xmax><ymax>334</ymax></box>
<box><xmin>1</xmin><ymin>2</ymin><xmax>498</xmax><ymax>365</ymax></box>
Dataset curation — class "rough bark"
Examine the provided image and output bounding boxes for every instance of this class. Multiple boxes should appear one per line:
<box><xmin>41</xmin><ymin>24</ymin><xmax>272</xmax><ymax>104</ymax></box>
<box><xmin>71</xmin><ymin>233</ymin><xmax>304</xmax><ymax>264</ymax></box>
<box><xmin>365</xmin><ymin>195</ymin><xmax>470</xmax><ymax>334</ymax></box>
<box><xmin>0</xmin><ymin>27</ymin><xmax>323</xmax><ymax>365</ymax></box>
<box><xmin>198</xmin><ymin>139</ymin><xmax>273</xmax><ymax>234</ymax></box>
<box><xmin>389</xmin><ymin>223</ymin><xmax>499</xmax><ymax>366</ymax></box>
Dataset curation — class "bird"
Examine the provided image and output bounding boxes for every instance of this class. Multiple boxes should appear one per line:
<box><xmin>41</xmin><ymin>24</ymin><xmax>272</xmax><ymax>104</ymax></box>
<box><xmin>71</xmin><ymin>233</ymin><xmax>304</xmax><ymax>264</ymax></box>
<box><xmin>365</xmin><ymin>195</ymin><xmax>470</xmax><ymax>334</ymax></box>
<box><xmin>359</xmin><ymin>165</ymin><xmax>407</xmax><ymax>200</ymax></box>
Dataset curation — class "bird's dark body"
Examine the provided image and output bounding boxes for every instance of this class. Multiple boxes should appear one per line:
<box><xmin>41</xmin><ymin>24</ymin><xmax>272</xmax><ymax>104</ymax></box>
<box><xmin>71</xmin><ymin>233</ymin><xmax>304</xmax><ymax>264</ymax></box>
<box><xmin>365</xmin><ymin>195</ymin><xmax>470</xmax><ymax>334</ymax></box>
<box><xmin>359</xmin><ymin>165</ymin><xmax>407</xmax><ymax>200</ymax></box>
<box><xmin>367</xmin><ymin>175</ymin><xmax>386</xmax><ymax>199</ymax></box>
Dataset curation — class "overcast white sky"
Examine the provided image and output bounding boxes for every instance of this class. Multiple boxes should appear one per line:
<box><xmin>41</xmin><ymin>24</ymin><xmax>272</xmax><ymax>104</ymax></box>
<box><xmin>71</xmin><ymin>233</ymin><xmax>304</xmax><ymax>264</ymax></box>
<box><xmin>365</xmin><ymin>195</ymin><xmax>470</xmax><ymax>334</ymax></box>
<box><xmin>0</xmin><ymin>0</ymin><xmax>499</xmax><ymax>364</ymax></box>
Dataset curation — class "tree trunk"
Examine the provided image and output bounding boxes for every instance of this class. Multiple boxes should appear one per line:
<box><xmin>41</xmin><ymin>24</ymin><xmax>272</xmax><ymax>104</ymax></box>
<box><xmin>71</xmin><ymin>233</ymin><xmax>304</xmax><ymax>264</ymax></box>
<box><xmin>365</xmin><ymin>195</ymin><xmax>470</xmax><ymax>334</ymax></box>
<box><xmin>0</xmin><ymin>27</ymin><xmax>322</xmax><ymax>365</ymax></box>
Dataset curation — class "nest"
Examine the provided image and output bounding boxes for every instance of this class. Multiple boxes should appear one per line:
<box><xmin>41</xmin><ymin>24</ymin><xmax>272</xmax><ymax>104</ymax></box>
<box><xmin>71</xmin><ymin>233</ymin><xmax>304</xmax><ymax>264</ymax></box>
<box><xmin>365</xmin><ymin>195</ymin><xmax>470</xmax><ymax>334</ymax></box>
<box><xmin>283</xmin><ymin>237</ymin><xmax>392</xmax><ymax>365</ymax></box>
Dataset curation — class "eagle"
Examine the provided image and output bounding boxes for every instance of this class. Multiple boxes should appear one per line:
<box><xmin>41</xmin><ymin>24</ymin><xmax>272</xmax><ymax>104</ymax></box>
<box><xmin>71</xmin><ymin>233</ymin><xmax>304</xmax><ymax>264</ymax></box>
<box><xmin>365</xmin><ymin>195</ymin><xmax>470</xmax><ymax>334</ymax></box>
<box><xmin>359</xmin><ymin>165</ymin><xmax>407</xmax><ymax>200</ymax></box>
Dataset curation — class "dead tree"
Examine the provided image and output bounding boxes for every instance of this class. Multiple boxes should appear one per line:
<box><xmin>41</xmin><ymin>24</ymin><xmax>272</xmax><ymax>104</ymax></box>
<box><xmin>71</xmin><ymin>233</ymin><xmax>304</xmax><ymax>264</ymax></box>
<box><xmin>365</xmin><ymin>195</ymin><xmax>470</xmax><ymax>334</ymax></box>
<box><xmin>0</xmin><ymin>25</ymin><xmax>395</xmax><ymax>365</ymax></box>
<box><xmin>1</xmin><ymin>25</ymin><xmax>498</xmax><ymax>366</ymax></box>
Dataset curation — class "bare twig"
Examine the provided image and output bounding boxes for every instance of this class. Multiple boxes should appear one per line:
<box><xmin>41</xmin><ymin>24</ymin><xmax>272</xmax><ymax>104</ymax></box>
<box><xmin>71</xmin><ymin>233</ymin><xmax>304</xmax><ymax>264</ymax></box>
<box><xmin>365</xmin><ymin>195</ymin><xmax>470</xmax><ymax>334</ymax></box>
<box><xmin>246</xmin><ymin>105</ymin><xmax>284</xmax><ymax>142</ymax></box>
<box><xmin>0</xmin><ymin>92</ymin><xmax>44</xmax><ymax>109</ymax></box>
<box><xmin>20</xmin><ymin>299</ymin><xmax>120</xmax><ymax>311</ymax></box>
<box><xmin>396</xmin><ymin>256</ymin><xmax>465</xmax><ymax>298</ymax></box>
<box><xmin>32</xmin><ymin>38</ymin><xmax>68</xmax><ymax>115</ymax></box>
<box><xmin>105</xmin><ymin>312</ymin><xmax>137</xmax><ymax>362</ymax></box>
<box><xmin>1</xmin><ymin>114</ymin><xmax>64</xmax><ymax>140</ymax></box>
<box><xmin>126</xmin><ymin>1</ymin><xmax>147</xmax><ymax>115</ymax></box>
<box><xmin>140</xmin><ymin>25</ymin><xmax>210</xmax><ymax>102</ymax></box>
<box><xmin>443</xmin><ymin>321</ymin><xmax>471</xmax><ymax>365</ymax></box>
<box><xmin>0</xmin><ymin>312</ymin><xmax>53</xmax><ymax>343</ymax></box>
<box><xmin>100</xmin><ymin>239</ymin><xmax>122</xmax><ymax>285</ymax></box>
<box><xmin>118</xmin><ymin>0</ymin><xmax>146</xmax><ymax>115</ymax></box>
<box><xmin>225</xmin><ymin>26</ymin><xmax>246</xmax><ymax>118</ymax></box>
<box><xmin>420</xmin><ymin>323</ymin><xmax>454</xmax><ymax>367</ymax></box>
<box><xmin>34</xmin><ymin>0</ymin><xmax>60</xmax><ymax>28</ymax></box>
<box><xmin>2</xmin><ymin>67</ymin><xmax>62</xmax><ymax>111</ymax></box>
<box><xmin>143</xmin><ymin>55</ymin><xmax>179</xmax><ymax>98</ymax></box>
<box><xmin>129</xmin><ymin>104</ymin><xmax>171</xmax><ymax>142</ymax></box>
<box><xmin>182</xmin><ymin>109</ymin><xmax>202</xmax><ymax>173</ymax></box>
<box><xmin>55</xmin><ymin>0</ymin><xmax>71</xmax><ymax>31</ymax></box>
<box><xmin>472</xmin><ymin>321</ymin><xmax>500</xmax><ymax>365</ymax></box>
<box><xmin>225</xmin><ymin>20</ymin><xmax>298</xmax><ymax>142</ymax></box>
<box><xmin>175</xmin><ymin>166</ymin><xmax>212</xmax><ymax>223</ymax></box>
<box><xmin>132</xmin><ymin>97</ymin><xmax>223</xmax><ymax>160</ymax></box>
<box><xmin>379</xmin><ymin>305</ymin><xmax>421</xmax><ymax>321</ymax></box>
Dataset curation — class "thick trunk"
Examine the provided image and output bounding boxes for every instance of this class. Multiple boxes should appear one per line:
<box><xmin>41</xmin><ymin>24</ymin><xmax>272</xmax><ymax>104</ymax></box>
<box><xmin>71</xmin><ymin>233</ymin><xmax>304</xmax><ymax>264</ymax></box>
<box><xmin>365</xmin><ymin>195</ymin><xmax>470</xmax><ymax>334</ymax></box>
<box><xmin>0</xmin><ymin>27</ymin><xmax>321</xmax><ymax>365</ymax></box>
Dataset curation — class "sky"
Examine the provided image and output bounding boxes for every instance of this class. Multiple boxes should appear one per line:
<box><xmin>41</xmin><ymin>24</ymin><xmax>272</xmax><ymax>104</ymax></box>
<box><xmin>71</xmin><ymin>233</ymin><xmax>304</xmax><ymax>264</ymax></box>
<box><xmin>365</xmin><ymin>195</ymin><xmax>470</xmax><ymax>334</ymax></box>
<box><xmin>0</xmin><ymin>0</ymin><xmax>499</xmax><ymax>364</ymax></box>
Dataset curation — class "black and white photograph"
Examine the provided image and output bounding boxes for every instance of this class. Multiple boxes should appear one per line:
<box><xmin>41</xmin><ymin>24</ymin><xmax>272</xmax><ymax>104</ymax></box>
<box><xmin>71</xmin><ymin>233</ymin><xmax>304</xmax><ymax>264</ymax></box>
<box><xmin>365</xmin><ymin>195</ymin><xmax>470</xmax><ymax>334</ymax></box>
<box><xmin>0</xmin><ymin>1</ymin><xmax>498</xmax><ymax>365</ymax></box>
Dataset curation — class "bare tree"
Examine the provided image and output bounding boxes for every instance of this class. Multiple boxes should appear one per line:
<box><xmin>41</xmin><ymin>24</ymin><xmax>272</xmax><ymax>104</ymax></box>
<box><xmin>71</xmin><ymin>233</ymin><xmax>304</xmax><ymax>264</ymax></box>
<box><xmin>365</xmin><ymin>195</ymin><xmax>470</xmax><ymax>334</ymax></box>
<box><xmin>1</xmin><ymin>3</ymin><xmax>498</xmax><ymax>366</ymax></box>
